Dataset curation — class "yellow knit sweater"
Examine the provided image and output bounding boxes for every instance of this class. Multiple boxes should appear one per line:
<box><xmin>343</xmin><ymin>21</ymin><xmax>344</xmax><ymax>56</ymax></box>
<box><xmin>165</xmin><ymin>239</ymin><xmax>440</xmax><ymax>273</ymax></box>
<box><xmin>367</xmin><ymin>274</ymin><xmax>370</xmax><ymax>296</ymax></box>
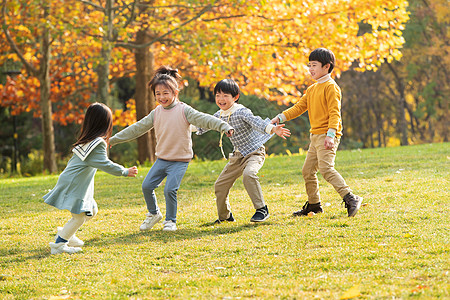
<box><xmin>282</xmin><ymin>77</ymin><xmax>343</xmax><ymax>137</ymax></box>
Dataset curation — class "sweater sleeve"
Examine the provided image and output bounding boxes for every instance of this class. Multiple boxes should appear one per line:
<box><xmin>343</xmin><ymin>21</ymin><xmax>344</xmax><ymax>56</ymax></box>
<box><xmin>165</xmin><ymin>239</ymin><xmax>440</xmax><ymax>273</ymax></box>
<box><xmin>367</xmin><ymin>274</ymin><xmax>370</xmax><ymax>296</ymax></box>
<box><xmin>110</xmin><ymin>110</ymin><xmax>155</xmax><ymax>146</ymax></box>
<box><xmin>184</xmin><ymin>105</ymin><xmax>232</xmax><ymax>133</ymax></box>
<box><xmin>282</xmin><ymin>91</ymin><xmax>308</xmax><ymax>121</ymax></box>
<box><xmin>326</xmin><ymin>84</ymin><xmax>342</xmax><ymax>131</ymax></box>
<box><xmin>85</xmin><ymin>142</ymin><xmax>128</xmax><ymax>176</ymax></box>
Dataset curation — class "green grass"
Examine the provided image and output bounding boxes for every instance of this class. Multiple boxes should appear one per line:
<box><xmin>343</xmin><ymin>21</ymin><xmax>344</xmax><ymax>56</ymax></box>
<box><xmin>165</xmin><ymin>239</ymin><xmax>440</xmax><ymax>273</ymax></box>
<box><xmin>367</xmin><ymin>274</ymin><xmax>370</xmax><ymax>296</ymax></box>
<box><xmin>1</xmin><ymin>143</ymin><xmax>449</xmax><ymax>299</ymax></box>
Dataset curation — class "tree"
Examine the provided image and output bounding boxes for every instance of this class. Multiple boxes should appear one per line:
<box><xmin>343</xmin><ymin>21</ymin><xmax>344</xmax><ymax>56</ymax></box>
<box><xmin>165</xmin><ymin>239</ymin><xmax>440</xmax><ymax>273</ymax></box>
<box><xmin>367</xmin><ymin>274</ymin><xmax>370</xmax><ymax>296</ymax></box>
<box><xmin>0</xmin><ymin>0</ymin><xmax>138</xmax><ymax>171</ymax></box>
<box><xmin>110</xmin><ymin>0</ymin><xmax>410</xmax><ymax>161</ymax></box>
<box><xmin>1</xmin><ymin>0</ymin><xmax>410</xmax><ymax>167</ymax></box>
<box><xmin>1</xmin><ymin>0</ymin><xmax>57</xmax><ymax>172</ymax></box>
<box><xmin>338</xmin><ymin>0</ymin><xmax>449</xmax><ymax>147</ymax></box>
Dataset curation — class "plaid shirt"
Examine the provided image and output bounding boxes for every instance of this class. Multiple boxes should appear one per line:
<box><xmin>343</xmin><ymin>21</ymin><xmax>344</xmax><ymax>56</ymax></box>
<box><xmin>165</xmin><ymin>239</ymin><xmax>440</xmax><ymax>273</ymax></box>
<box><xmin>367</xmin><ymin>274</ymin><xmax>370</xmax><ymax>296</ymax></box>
<box><xmin>197</xmin><ymin>105</ymin><xmax>273</xmax><ymax>157</ymax></box>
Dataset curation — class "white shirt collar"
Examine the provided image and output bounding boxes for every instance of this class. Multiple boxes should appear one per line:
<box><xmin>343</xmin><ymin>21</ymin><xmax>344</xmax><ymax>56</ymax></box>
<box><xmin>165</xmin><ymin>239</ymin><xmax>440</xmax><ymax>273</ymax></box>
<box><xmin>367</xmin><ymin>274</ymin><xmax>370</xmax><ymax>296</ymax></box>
<box><xmin>317</xmin><ymin>73</ymin><xmax>332</xmax><ymax>83</ymax></box>
<box><xmin>220</xmin><ymin>103</ymin><xmax>244</xmax><ymax>116</ymax></box>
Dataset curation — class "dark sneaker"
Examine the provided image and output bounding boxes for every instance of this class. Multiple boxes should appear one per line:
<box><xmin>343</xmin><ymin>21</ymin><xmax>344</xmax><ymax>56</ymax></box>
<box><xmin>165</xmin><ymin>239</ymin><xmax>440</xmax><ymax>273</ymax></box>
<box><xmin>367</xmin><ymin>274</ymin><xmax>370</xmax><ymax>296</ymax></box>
<box><xmin>250</xmin><ymin>205</ymin><xmax>269</xmax><ymax>222</ymax></box>
<box><xmin>293</xmin><ymin>201</ymin><xmax>323</xmax><ymax>216</ymax></box>
<box><xmin>213</xmin><ymin>212</ymin><xmax>235</xmax><ymax>224</ymax></box>
<box><xmin>343</xmin><ymin>192</ymin><xmax>363</xmax><ymax>217</ymax></box>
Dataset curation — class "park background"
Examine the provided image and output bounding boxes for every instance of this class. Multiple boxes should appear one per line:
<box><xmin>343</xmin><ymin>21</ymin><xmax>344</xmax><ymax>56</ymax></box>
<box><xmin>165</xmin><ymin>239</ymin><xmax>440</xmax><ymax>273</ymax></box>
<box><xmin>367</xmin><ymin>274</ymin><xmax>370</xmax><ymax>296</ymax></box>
<box><xmin>0</xmin><ymin>1</ymin><xmax>449</xmax><ymax>299</ymax></box>
<box><xmin>0</xmin><ymin>0</ymin><xmax>448</xmax><ymax>176</ymax></box>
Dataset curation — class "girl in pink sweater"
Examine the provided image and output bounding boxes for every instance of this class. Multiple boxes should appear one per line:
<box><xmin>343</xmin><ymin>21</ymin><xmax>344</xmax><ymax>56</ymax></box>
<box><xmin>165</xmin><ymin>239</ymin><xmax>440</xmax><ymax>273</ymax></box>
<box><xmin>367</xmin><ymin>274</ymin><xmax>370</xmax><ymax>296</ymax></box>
<box><xmin>110</xmin><ymin>66</ymin><xmax>233</xmax><ymax>231</ymax></box>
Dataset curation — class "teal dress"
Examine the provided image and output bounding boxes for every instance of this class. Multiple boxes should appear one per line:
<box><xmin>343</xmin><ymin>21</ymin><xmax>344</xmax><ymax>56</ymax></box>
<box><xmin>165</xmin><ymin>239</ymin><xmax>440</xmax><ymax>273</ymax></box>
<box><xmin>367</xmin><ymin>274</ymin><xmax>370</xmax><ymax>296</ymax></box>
<box><xmin>43</xmin><ymin>138</ymin><xmax>129</xmax><ymax>215</ymax></box>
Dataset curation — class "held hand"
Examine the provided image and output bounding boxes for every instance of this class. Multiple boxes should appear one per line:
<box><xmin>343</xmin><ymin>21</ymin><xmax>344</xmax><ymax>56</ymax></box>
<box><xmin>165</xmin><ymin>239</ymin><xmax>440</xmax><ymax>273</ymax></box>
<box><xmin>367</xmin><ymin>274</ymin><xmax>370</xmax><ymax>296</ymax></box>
<box><xmin>127</xmin><ymin>166</ymin><xmax>138</xmax><ymax>177</ymax></box>
<box><xmin>273</xmin><ymin>124</ymin><xmax>291</xmax><ymax>140</ymax></box>
<box><xmin>271</xmin><ymin>116</ymin><xmax>279</xmax><ymax>125</ymax></box>
<box><xmin>324</xmin><ymin>136</ymin><xmax>334</xmax><ymax>150</ymax></box>
<box><xmin>225</xmin><ymin>129</ymin><xmax>234</xmax><ymax>137</ymax></box>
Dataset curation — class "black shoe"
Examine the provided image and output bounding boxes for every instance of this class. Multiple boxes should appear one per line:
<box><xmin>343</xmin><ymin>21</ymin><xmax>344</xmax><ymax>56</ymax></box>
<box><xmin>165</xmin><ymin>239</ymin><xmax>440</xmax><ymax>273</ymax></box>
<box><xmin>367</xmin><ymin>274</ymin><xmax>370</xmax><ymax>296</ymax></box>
<box><xmin>250</xmin><ymin>205</ymin><xmax>269</xmax><ymax>222</ymax></box>
<box><xmin>213</xmin><ymin>212</ymin><xmax>235</xmax><ymax>224</ymax></box>
<box><xmin>293</xmin><ymin>201</ymin><xmax>323</xmax><ymax>216</ymax></box>
<box><xmin>343</xmin><ymin>192</ymin><xmax>363</xmax><ymax>217</ymax></box>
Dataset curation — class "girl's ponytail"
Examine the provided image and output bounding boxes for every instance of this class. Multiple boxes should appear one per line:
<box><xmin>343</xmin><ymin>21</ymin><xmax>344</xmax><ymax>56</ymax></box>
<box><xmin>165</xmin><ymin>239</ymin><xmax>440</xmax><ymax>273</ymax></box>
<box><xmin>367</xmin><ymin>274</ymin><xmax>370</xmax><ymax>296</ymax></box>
<box><xmin>148</xmin><ymin>66</ymin><xmax>182</xmax><ymax>95</ymax></box>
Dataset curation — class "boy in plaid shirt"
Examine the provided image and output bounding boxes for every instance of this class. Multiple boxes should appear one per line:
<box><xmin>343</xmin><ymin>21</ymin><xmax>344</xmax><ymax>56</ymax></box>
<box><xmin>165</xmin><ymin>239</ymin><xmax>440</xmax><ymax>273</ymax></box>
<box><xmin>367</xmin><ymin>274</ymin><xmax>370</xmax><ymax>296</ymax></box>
<box><xmin>197</xmin><ymin>79</ymin><xmax>290</xmax><ymax>223</ymax></box>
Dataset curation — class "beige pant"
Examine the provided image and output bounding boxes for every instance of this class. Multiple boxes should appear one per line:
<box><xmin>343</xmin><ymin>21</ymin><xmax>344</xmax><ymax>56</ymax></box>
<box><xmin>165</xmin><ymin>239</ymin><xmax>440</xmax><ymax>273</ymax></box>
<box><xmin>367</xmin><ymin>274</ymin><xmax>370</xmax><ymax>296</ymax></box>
<box><xmin>59</xmin><ymin>200</ymin><xmax>98</xmax><ymax>240</ymax></box>
<box><xmin>302</xmin><ymin>134</ymin><xmax>351</xmax><ymax>204</ymax></box>
<box><xmin>214</xmin><ymin>147</ymin><xmax>266</xmax><ymax>220</ymax></box>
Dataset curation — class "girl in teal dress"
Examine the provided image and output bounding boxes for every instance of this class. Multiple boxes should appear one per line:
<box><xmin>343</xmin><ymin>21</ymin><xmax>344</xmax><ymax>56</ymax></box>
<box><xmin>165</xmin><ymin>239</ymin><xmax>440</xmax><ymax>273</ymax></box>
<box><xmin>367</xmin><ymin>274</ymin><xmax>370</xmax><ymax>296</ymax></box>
<box><xmin>43</xmin><ymin>103</ymin><xmax>138</xmax><ymax>255</ymax></box>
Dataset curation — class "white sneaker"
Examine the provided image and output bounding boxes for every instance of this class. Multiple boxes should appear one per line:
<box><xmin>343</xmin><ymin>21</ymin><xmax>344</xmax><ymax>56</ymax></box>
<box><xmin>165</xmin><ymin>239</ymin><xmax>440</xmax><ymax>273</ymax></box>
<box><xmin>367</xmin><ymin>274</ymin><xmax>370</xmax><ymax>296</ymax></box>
<box><xmin>56</xmin><ymin>227</ymin><xmax>84</xmax><ymax>247</ymax></box>
<box><xmin>139</xmin><ymin>211</ymin><xmax>163</xmax><ymax>231</ymax></box>
<box><xmin>50</xmin><ymin>242</ymin><xmax>82</xmax><ymax>255</ymax></box>
<box><xmin>162</xmin><ymin>220</ymin><xmax>177</xmax><ymax>231</ymax></box>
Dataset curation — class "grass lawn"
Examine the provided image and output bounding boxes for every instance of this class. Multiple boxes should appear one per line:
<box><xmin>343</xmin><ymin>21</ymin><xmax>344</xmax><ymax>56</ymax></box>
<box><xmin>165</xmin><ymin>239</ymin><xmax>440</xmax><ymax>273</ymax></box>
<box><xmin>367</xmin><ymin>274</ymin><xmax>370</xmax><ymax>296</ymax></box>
<box><xmin>1</xmin><ymin>143</ymin><xmax>449</xmax><ymax>299</ymax></box>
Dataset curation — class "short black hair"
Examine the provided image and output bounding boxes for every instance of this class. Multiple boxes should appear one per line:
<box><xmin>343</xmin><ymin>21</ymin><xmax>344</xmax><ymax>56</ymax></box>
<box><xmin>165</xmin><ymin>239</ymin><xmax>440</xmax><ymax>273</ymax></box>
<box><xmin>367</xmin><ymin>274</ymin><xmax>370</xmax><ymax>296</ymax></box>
<box><xmin>214</xmin><ymin>79</ymin><xmax>240</xmax><ymax>98</ymax></box>
<box><xmin>309</xmin><ymin>48</ymin><xmax>335</xmax><ymax>73</ymax></box>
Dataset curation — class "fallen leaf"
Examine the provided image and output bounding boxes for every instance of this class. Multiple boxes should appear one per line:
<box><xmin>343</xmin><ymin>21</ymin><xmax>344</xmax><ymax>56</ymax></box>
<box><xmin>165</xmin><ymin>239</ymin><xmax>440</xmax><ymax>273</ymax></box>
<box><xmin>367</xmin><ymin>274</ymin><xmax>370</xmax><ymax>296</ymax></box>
<box><xmin>411</xmin><ymin>285</ymin><xmax>429</xmax><ymax>293</ymax></box>
<box><xmin>340</xmin><ymin>284</ymin><xmax>361</xmax><ymax>299</ymax></box>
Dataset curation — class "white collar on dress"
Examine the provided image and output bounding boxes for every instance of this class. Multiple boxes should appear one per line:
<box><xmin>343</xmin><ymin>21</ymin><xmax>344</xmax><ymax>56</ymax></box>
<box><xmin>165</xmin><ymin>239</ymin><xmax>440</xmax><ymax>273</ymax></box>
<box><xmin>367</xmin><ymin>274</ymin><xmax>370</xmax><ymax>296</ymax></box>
<box><xmin>72</xmin><ymin>137</ymin><xmax>106</xmax><ymax>161</ymax></box>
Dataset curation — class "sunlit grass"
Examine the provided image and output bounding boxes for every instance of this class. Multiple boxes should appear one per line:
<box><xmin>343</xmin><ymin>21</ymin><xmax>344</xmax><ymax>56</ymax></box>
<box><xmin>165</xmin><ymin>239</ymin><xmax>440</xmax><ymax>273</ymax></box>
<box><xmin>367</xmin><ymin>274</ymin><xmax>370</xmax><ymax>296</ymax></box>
<box><xmin>1</xmin><ymin>143</ymin><xmax>449</xmax><ymax>299</ymax></box>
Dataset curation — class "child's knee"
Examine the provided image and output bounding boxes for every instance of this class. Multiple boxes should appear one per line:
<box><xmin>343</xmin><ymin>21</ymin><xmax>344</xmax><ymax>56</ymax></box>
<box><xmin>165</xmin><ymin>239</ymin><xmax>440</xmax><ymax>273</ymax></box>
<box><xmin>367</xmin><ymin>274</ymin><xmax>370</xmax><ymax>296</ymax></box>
<box><xmin>318</xmin><ymin>162</ymin><xmax>334</xmax><ymax>176</ymax></box>
<box><xmin>70</xmin><ymin>213</ymin><xmax>88</xmax><ymax>227</ymax></box>
<box><xmin>243</xmin><ymin>169</ymin><xmax>258</xmax><ymax>183</ymax></box>
<box><xmin>302</xmin><ymin>166</ymin><xmax>314</xmax><ymax>178</ymax></box>
<box><xmin>214</xmin><ymin>178</ymin><xmax>226</xmax><ymax>190</ymax></box>
<box><xmin>142</xmin><ymin>181</ymin><xmax>156</xmax><ymax>193</ymax></box>
<box><xmin>320</xmin><ymin>167</ymin><xmax>338</xmax><ymax>181</ymax></box>
<box><xmin>164</xmin><ymin>187</ymin><xmax>178</xmax><ymax>198</ymax></box>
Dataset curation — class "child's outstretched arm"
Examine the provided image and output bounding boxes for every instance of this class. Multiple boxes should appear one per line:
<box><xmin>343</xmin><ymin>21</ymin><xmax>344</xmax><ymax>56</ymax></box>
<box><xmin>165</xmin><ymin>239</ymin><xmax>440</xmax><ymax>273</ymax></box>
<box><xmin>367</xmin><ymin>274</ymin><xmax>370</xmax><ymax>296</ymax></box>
<box><xmin>110</xmin><ymin>111</ymin><xmax>155</xmax><ymax>147</ymax></box>
<box><xmin>127</xmin><ymin>166</ymin><xmax>138</xmax><ymax>177</ymax></box>
<box><xmin>86</xmin><ymin>142</ymin><xmax>137</xmax><ymax>177</ymax></box>
<box><xmin>271</xmin><ymin>124</ymin><xmax>290</xmax><ymax>139</ymax></box>
<box><xmin>271</xmin><ymin>113</ymin><xmax>287</xmax><ymax>125</ymax></box>
<box><xmin>272</xmin><ymin>93</ymin><xmax>308</xmax><ymax>124</ymax></box>
<box><xmin>184</xmin><ymin>105</ymin><xmax>233</xmax><ymax>134</ymax></box>
<box><xmin>225</xmin><ymin>129</ymin><xmax>234</xmax><ymax>137</ymax></box>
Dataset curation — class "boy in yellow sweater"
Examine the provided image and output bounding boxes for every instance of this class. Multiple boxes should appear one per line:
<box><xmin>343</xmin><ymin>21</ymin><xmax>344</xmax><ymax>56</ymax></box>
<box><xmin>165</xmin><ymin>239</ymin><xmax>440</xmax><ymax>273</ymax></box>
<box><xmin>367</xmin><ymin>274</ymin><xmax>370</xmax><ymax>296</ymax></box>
<box><xmin>271</xmin><ymin>48</ymin><xmax>362</xmax><ymax>217</ymax></box>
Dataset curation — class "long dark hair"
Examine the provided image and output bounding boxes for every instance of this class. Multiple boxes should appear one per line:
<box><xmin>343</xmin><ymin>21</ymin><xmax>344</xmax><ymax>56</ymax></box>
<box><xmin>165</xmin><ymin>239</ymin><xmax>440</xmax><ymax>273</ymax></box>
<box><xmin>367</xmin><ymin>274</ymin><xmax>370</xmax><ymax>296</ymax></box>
<box><xmin>148</xmin><ymin>66</ymin><xmax>181</xmax><ymax>96</ymax></box>
<box><xmin>73</xmin><ymin>102</ymin><xmax>113</xmax><ymax>147</ymax></box>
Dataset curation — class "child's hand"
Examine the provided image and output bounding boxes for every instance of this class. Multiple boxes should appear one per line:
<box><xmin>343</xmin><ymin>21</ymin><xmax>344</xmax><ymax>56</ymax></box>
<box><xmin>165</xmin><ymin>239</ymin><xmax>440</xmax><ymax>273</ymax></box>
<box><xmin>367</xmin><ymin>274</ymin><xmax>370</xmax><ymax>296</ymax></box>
<box><xmin>225</xmin><ymin>129</ymin><xmax>234</xmax><ymax>137</ymax></box>
<box><xmin>271</xmin><ymin>116</ymin><xmax>280</xmax><ymax>125</ymax></box>
<box><xmin>324</xmin><ymin>136</ymin><xmax>334</xmax><ymax>149</ymax></box>
<box><xmin>127</xmin><ymin>166</ymin><xmax>138</xmax><ymax>177</ymax></box>
<box><xmin>272</xmin><ymin>124</ymin><xmax>291</xmax><ymax>140</ymax></box>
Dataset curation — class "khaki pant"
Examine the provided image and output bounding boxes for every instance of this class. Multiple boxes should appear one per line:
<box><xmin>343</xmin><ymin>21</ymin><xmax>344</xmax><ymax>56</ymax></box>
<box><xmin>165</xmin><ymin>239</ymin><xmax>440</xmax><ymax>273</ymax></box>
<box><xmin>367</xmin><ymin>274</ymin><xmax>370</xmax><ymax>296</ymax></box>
<box><xmin>302</xmin><ymin>134</ymin><xmax>351</xmax><ymax>204</ymax></box>
<box><xmin>214</xmin><ymin>147</ymin><xmax>266</xmax><ymax>220</ymax></box>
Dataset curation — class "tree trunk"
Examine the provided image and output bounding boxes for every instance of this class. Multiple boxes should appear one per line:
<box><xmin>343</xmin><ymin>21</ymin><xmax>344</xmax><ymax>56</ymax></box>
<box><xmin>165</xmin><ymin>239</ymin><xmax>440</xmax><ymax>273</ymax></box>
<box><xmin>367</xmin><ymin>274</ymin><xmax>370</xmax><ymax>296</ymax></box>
<box><xmin>387</xmin><ymin>63</ymin><xmax>409</xmax><ymax>146</ymax></box>
<box><xmin>97</xmin><ymin>47</ymin><xmax>111</xmax><ymax>106</ymax></box>
<box><xmin>97</xmin><ymin>0</ymin><xmax>114</xmax><ymax>107</ymax></box>
<box><xmin>134</xmin><ymin>29</ymin><xmax>156</xmax><ymax>164</ymax></box>
<box><xmin>40</xmin><ymin>4</ymin><xmax>57</xmax><ymax>173</ymax></box>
